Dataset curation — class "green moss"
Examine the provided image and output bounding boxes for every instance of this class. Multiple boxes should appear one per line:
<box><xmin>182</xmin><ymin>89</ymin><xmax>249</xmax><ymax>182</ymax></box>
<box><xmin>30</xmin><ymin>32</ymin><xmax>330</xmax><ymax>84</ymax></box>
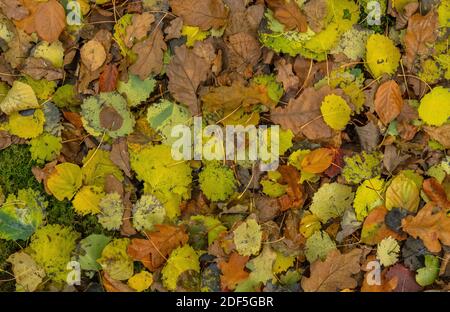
<box><xmin>0</xmin><ymin>145</ymin><xmax>40</xmax><ymax>195</ymax></box>
<box><xmin>45</xmin><ymin>197</ymin><xmax>113</xmax><ymax>237</ymax></box>
<box><xmin>0</xmin><ymin>239</ymin><xmax>20</xmax><ymax>292</ymax></box>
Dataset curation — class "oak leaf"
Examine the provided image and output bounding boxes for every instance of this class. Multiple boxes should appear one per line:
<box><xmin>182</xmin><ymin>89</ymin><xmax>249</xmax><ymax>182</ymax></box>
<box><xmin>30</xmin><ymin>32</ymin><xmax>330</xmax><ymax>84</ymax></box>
<box><xmin>130</xmin><ymin>27</ymin><xmax>167</xmax><ymax>80</ymax></box>
<box><xmin>127</xmin><ymin>224</ymin><xmax>189</xmax><ymax>271</ymax></box>
<box><xmin>218</xmin><ymin>252</ymin><xmax>249</xmax><ymax>290</ymax></box>
<box><xmin>423</xmin><ymin>178</ymin><xmax>450</xmax><ymax>210</ymax></box>
<box><xmin>271</xmin><ymin>86</ymin><xmax>336</xmax><ymax>140</ymax></box>
<box><xmin>374</xmin><ymin>80</ymin><xmax>403</xmax><ymax>125</ymax></box>
<box><xmin>169</xmin><ymin>0</ymin><xmax>229</xmax><ymax>31</ymax></box>
<box><xmin>0</xmin><ymin>0</ymin><xmax>29</xmax><ymax>20</ymax></box>
<box><xmin>275</xmin><ymin>58</ymin><xmax>299</xmax><ymax>92</ymax></box>
<box><xmin>167</xmin><ymin>45</ymin><xmax>210</xmax><ymax>116</ymax></box>
<box><xmin>226</xmin><ymin>32</ymin><xmax>261</xmax><ymax>74</ymax></box>
<box><xmin>301</xmin><ymin>249</ymin><xmax>363</xmax><ymax>292</ymax></box>
<box><xmin>404</xmin><ymin>10</ymin><xmax>438</xmax><ymax>70</ymax></box>
<box><xmin>402</xmin><ymin>203</ymin><xmax>450</xmax><ymax>253</ymax></box>
<box><xmin>124</xmin><ymin>12</ymin><xmax>155</xmax><ymax>48</ymax></box>
<box><xmin>266</xmin><ymin>0</ymin><xmax>307</xmax><ymax>32</ymax></box>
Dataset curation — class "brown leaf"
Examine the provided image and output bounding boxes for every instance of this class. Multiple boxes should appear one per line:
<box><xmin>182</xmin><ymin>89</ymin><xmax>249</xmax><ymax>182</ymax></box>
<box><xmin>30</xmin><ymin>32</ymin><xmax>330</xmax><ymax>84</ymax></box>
<box><xmin>169</xmin><ymin>0</ymin><xmax>229</xmax><ymax>31</ymax></box>
<box><xmin>121</xmin><ymin>191</ymin><xmax>137</xmax><ymax>236</ymax></box>
<box><xmin>277</xmin><ymin>165</ymin><xmax>305</xmax><ymax>211</ymax></box>
<box><xmin>275</xmin><ymin>58</ymin><xmax>299</xmax><ymax>92</ymax></box>
<box><xmin>271</xmin><ymin>86</ymin><xmax>336</xmax><ymax>140</ymax></box>
<box><xmin>34</xmin><ymin>0</ymin><xmax>66</xmax><ymax>43</ymax></box>
<box><xmin>104</xmin><ymin>174</ymin><xmax>124</xmax><ymax>196</ymax></box>
<box><xmin>80</xmin><ymin>40</ymin><xmax>106</xmax><ymax>72</ymax></box>
<box><xmin>424</xmin><ymin>124</ymin><xmax>450</xmax><ymax>149</ymax></box>
<box><xmin>302</xmin><ymin>0</ymin><xmax>328</xmax><ymax>32</ymax></box>
<box><xmin>63</xmin><ymin>111</ymin><xmax>84</xmax><ymax>129</ymax></box>
<box><xmin>201</xmin><ymin>80</ymin><xmax>276</xmax><ymax>114</ymax></box>
<box><xmin>225</xmin><ymin>3</ymin><xmax>264</xmax><ymax>36</ymax></box>
<box><xmin>167</xmin><ymin>45</ymin><xmax>210</xmax><ymax>115</ymax></box>
<box><xmin>397</xmin><ymin>101</ymin><xmax>419</xmax><ymax>141</ymax></box>
<box><xmin>164</xmin><ymin>17</ymin><xmax>183</xmax><ymax>40</ymax></box>
<box><xmin>301</xmin><ymin>249</ymin><xmax>363</xmax><ymax>292</ymax></box>
<box><xmin>0</xmin><ymin>130</ymin><xmax>12</xmax><ymax>150</ymax></box>
<box><xmin>361</xmin><ymin>206</ymin><xmax>407</xmax><ymax>245</ymax></box>
<box><xmin>385</xmin><ymin>264</ymin><xmax>422</xmax><ymax>292</ymax></box>
<box><xmin>361</xmin><ymin>262</ymin><xmax>397</xmax><ymax>292</ymax></box>
<box><xmin>110</xmin><ymin>137</ymin><xmax>131</xmax><ymax>178</ymax></box>
<box><xmin>127</xmin><ymin>224</ymin><xmax>189</xmax><ymax>271</ymax></box>
<box><xmin>129</xmin><ymin>27</ymin><xmax>167</xmax><ymax>80</ymax></box>
<box><xmin>423</xmin><ymin>178</ymin><xmax>450</xmax><ymax>210</ymax></box>
<box><xmin>124</xmin><ymin>12</ymin><xmax>155</xmax><ymax>48</ymax></box>
<box><xmin>266</xmin><ymin>0</ymin><xmax>307</xmax><ymax>32</ymax></box>
<box><xmin>0</xmin><ymin>0</ymin><xmax>29</xmax><ymax>20</ymax></box>
<box><xmin>226</xmin><ymin>32</ymin><xmax>261</xmax><ymax>75</ymax></box>
<box><xmin>4</xmin><ymin>28</ymin><xmax>33</xmax><ymax>69</ymax></box>
<box><xmin>12</xmin><ymin>0</ymin><xmax>37</xmax><ymax>34</ymax></box>
<box><xmin>99</xmin><ymin>106</ymin><xmax>124</xmax><ymax>131</ymax></box>
<box><xmin>255</xmin><ymin>195</ymin><xmax>281</xmax><ymax>222</ymax></box>
<box><xmin>324</xmin><ymin>148</ymin><xmax>344</xmax><ymax>178</ymax></box>
<box><xmin>356</xmin><ymin>121</ymin><xmax>380</xmax><ymax>152</ymax></box>
<box><xmin>21</xmin><ymin>57</ymin><xmax>64</xmax><ymax>81</ymax></box>
<box><xmin>301</xmin><ymin>148</ymin><xmax>334</xmax><ymax>174</ymax></box>
<box><xmin>383</xmin><ymin>144</ymin><xmax>409</xmax><ymax>173</ymax></box>
<box><xmin>402</xmin><ymin>203</ymin><xmax>450</xmax><ymax>253</ymax></box>
<box><xmin>218</xmin><ymin>252</ymin><xmax>249</xmax><ymax>290</ymax></box>
<box><xmin>102</xmin><ymin>272</ymin><xmax>135</xmax><ymax>292</ymax></box>
<box><xmin>404</xmin><ymin>10</ymin><xmax>438</xmax><ymax>70</ymax></box>
<box><xmin>99</xmin><ymin>63</ymin><xmax>119</xmax><ymax>92</ymax></box>
<box><xmin>374</xmin><ymin>80</ymin><xmax>403</xmax><ymax>125</ymax></box>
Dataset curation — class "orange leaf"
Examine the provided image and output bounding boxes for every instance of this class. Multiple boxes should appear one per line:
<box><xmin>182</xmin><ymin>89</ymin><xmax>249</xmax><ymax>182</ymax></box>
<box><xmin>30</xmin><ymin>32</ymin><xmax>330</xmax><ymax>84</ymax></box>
<box><xmin>423</xmin><ymin>178</ymin><xmax>450</xmax><ymax>210</ymax></box>
<box><xmin>218</xmin><ymin>252</ymin><xmax>249</xmax><ymax>290</ymax></box>
<box><xmin>374</xmin><ymin>80</ymin><xmax>403</xmax><ymax>125</ymax></box>
<box><xmin>277</xmin><ymin>165</ymin><xmax>305</xmax><ymax>211</ymax></box>
<box><xmin>127</xmin><ymin>224</ymin><xmax>188</xmax><ymax>271</ymax></box>
<box><xmin>402</xmin><ymin>203</ymin><xmax>450</xmax><ymax>253</ymax></box>
<box><xmin>99</xmin><ymin>63</ymin><xmax>119</xmax><ymax>92</ymax></box>
<box><xmin>34</xmin><ymin>0</ymin><xmax>66</xmax><ymax>43</ymax></box>
<box><xmin>301</xmin><ymin>148</ymin><xmax>334</xmax><ymax>173</ymax></box>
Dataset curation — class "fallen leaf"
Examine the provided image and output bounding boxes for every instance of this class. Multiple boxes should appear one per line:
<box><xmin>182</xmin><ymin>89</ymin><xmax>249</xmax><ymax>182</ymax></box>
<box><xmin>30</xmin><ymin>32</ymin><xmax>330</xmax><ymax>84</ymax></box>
<box><xmin>301</xmin><ymin>249</ymin><xmax>362</xmax><ymax>292</ymax></box>
<box><xmin>21</xmin><ymin>57</ymin><xmax>64</xmax><ymax>81</ymax></box>
<box><xmin>102</xmin><ymin>271</ymin><xmax>135</xmax><ymax>292</ymax></box>
<box><xmin>34</xmin><ymin>0</ymin><xmax>66</xmax><ymax>43</ymax></box>
<box><xmin>130</xmin><ymin>27</ymin><xmax>167</xmax><ymax>80</ymax></box>
<box><xmin>167</xmin><ymin>45</ymin><xmax>210</xmax><ymax>115</ymax></box>
<box><xmin>374</xmin><ymin>80</ymin><xmax>403</xmax><ymax>125</ymax></box>
<box><xmin>110</xmin><ymin>137</ymin><xmax>131</xmax><ymax>178</ymax></box>
<box><xmin>226</xmin><ymin>32</ymin><xmax>261</xmax><ymax>75</ymax></box>
<box><xmin>80</xmin><ymin>40</ymin><xmax>107</xmax><ymax>72</ymax></box>
<box><xmin>266</xmin><ymin>0</ymin><xmax>307</xmax><ymax>32</ymax></box>
<box><xmin>218</xmin><ymin>252</ymin><xmax>249</xmax><ymax>290</ymax></box>
<box><xmin>127</xmin><ymin>224</ymin><xmax>189</xmax><ymax>271</ymax></box>
<box><xmin>424</xmin><ymin>124</ymin><xmax>450</xmax><ymax>149</ymax></box>
<box><xmin>275</xmin><ymin>58</ymin><xmax>299</xmax><ymax>92</ymax></box>
<box><xmin>99</xmin><ymin>63</ymin><xmax>119</xmax><ymax>92</ymax></box>
<box><xmin>0</xmin><ymin>0</ymin><xmax>29</xmax><ymax>20</ymax></box>
<box><xmin>277</xmin><ymin>165</ymin><xmax>305</xmax><ymax>211</ymax></box>
<box><xmin>404</xmin><ymin>10</ymin><xmax>438</xmax><ymax>70</ymax></box>
<box><xmin>302</xmin><ymin>0</ymin><xmax>328</xmax><ymax>32</ymax></box>
<box><xmin>385</xmin><ymin>264</ymin><xmax>422</xmax><ymax>292</ymax></box>
<box><xmin>422</xmin><ymin>178</ymin><xmax>450</xmax><ymax>210</ymax></box>
<box><xmin>356</xmin><ymin>121</ymin><xmax>380</xmax><ymax>152</ymax></box>
<box><xmin>271</xmin><ymin>86</ymin><xmax>336</xmax><ymax>140</ymax></box>
<box><xmin>402</xmin><ymin>203</ymin><xmax>450</xmax><ymax>253</ymax></box>
<box><xmin>124</xmin><ymin>12</ymin><xmax>155</xmax><ymax>48</ymax></box>
<box><xmin>301</xmin><ymin>148</ymin><xmax>334</xmax><ymax>174</ymax></box>
<box><xmin>169</xmin><ymin>0</ymin><xmax>229</xmax><ymax>31</ymax></box>
<box><xmin>121</xmin><ymin>191</ymin><xmax>137</xmax><ymax>236</ymax></box>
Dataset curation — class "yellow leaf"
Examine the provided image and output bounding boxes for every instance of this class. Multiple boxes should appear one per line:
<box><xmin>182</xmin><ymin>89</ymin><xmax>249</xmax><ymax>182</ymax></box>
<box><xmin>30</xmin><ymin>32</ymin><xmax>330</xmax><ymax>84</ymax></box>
<box><xmin>47</xmin><ymin>163</ymin><xmax>82</xmax><ymax>201</ymax></box>
<box><xmin>127</xmin><ymin>271</ymin><xmax>153</xmax><ymax>292</ymax></box>
<box><xmin>320</xmin><ymin>94</ymin><xmax>352</xmax><ymax>130</ymax></box>
<box><xmin>0</xmin><ymin>81</ymin><xmax>39</xmax><ymax>115</ymax></box>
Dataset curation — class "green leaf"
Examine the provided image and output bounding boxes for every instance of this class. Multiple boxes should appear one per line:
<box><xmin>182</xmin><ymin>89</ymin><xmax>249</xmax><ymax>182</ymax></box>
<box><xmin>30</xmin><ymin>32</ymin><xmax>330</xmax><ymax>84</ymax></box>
<box><xmin>117</xmin><ymin>74</ymin><xmax>156</xmax><ymax>107</ymax></box>
<box><xmin>78</xmin><ymin>234</ymin><xmax>111</xmax><ymax>271</ymax></box>
<box><xmin>310</xmin><ymin>183</ymin><xmax>354</xmax><ymax>223</ymax></box>
<box><xmin>233</xmin><ymin>219</ymin><xmax>262</xmax><ymax>257</ymax></box>
<box><xmin>305</xmin><ymin>230</ymin><xmax>337</xmax><ymax>263</ymax></box>
<box><xmin>416</xmin><ymin>255</ymin><xmax>440</xmax><ymax>287</ymax></box>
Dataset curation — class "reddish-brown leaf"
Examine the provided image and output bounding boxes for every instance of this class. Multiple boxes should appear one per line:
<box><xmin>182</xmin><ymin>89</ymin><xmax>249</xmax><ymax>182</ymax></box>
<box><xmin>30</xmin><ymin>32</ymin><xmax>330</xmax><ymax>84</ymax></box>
<box><xmin>266</xmin><ymin>0</ymin><xmax>307</xmax><ymax>32</ymax></box>
<box><xmin>99</xmin><ymin>63</ymin><xmax>119</xmax><ymax>92</ymax></box>
<box><xmin>374</xmin><ymin>80</ymin><xmax>403</xmax><ymax>125</ymax></box>
<box><xmin>277</xmin><ymin>165</ymin><xmax>305</xmax><ymax>211</ymax></box>
<box><xmin>218</xmin><ymin>252</ymin><xmax>249</xmax><ymax>290</ymax></box>
<box><xmin>423</xmin><ymin>178</ymin><xmax>450</xmax><ymax>210</ymax></box>
<box><xmin>127</xmin><ymin>224</ymin><xmax>189</xmax><ymax>271</ymax></box>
